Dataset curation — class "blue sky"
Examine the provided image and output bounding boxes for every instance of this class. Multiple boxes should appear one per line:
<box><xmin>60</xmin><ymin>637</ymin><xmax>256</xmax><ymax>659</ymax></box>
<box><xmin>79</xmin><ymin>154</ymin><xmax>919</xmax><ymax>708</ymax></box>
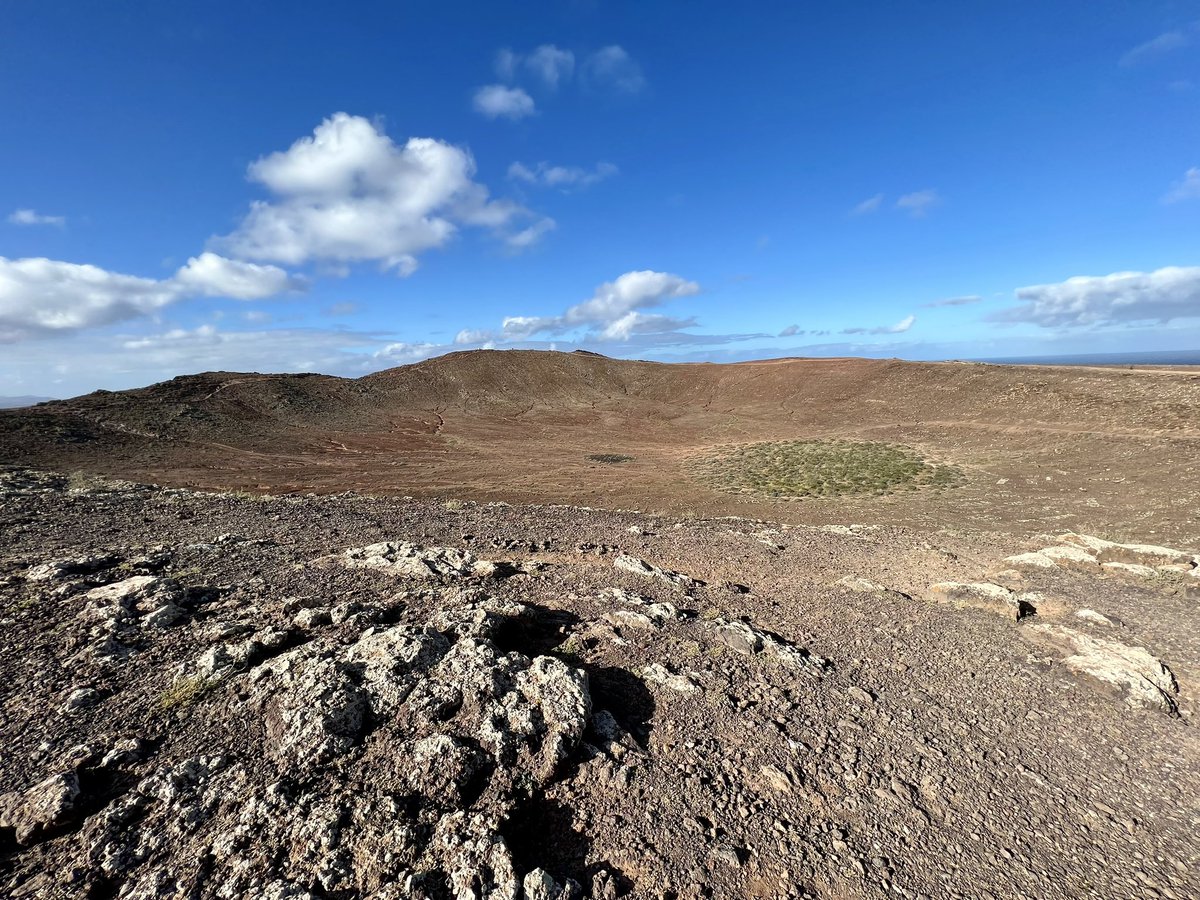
<box><xmin>3</xmin><ymin>0</ymin><xmax>1200</xmax><ymax>396</ymax></box>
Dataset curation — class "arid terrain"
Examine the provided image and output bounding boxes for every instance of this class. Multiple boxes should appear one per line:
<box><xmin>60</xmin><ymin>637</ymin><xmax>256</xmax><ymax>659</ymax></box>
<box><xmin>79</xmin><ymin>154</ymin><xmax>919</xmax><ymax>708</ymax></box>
<box><xmin>1</xmin><ymin>351</ymin><xmax>1199</xmax><ymax>899</ymax></box>
<box><xmin>1</xmin><ymin>351</ymin><xmax>1198</xmax><ymax>542</ymax></box>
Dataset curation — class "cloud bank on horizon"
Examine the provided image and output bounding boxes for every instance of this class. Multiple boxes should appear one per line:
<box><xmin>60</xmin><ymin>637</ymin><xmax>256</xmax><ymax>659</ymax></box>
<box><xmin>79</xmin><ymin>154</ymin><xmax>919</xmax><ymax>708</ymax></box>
<box><xmin>2</xmin><ymin>2</ymin><xmax>1199</xmax><ymax>397</ymax></box>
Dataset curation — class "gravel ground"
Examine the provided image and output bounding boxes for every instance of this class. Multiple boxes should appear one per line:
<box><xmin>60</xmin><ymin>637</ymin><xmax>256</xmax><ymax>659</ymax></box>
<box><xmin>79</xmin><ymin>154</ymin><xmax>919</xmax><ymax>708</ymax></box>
<box><xmin>1</xmin><ymin>468</ymin><xmax>1197</xmax><ymax>899</ymax></box>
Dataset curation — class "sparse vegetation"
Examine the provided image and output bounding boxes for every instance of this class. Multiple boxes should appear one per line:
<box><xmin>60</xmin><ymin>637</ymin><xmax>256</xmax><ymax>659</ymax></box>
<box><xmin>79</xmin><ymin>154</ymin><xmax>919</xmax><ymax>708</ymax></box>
<box><xmin>68</xmin><ymin>470</ymin><xmax>106</xmax><ymax>492</ymax></box>
<box><xmin>228</xmin><ymin>490</ymin><xmax>276</xmax><ymax>503</ymax></box>
<box><xmin>556</xmin><ymin>634</ymin><xmax>585</xmax><ymax>656</ymax></box>
<box><xmin>587</xmin><ymin>453</ymin><xmax>634</xmax><ymax>464</ymax></box>
<box><xmin>689</xmin><ymin>439</ymin><xmax>963</xmax><ymax>499</ymax></box>
<box><xmin>156</xmin><ymin>675</ymin><xmax>221</xmax><ymax>712</ymax></box>
<box><xmin>444</xmin><ymin>498</ymin><xmax>466</xmax><ymax>511</ymax></box>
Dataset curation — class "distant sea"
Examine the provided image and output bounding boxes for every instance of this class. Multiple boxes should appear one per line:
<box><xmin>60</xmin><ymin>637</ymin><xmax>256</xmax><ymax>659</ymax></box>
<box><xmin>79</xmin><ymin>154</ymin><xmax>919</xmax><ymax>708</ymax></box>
<box><xmin>973</xmin><ymin>349</ymin><xmax>1200</xmax><ymax>367</ymax></box>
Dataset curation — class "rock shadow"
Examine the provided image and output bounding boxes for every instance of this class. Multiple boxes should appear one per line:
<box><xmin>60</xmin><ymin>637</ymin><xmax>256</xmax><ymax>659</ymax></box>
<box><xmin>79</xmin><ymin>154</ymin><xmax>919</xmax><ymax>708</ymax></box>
<box><xmin>491</xmin><ymin>602</ymin><xmax>580</xmax><ymax>658</ymax></box>
<box><xmin>583</xmin><ymin>664</ymin><xmax>656</xmax><ymax>748</ymax></box>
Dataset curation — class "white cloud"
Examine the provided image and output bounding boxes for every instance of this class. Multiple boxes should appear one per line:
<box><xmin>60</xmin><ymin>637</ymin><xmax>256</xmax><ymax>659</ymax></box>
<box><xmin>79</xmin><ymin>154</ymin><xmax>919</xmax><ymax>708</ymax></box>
<box><xmin>173</xmin><ymin>252</ymin><xmax>305</xmax><ymax>299</ymax></box>
<box><xmin>599</xmin><ymin>311</ymin><xmax>696</xmax><ymax>340</ymax></box>
<box><xmin>0</xmin><ymin>323</ymin><xmax>420</xmax><ymax>395</ymax></box>
<box><xmin>895</xmin><ymin>190</ymin><xmax>940</xmax><ymax>217</ymax></box>
<box><xmin>525</xmin><ymin>45</ymin><xmax>575</xmax><ymax>89</ymax></box>
<box><xmin>508</xmin><ymin>160</ymin><xmax>618</xmax><ymax>189</ymax></box>
<box><xmin>0</xmin><ymin>252</ymin><xmax>304</xmax><ymax>341</ymax></box>
<box><xmin>1120</xmin><ymin>24</ymin><xmax>1198</xmax><ymax>67</ymax></box>
<box><xmin>472</xmin><ymin>84</ymin><xmax>536</xmax><ymax>120</ymax></box>
<box><xmin>454</xmin><ymin>328</ymin><xmax>493</xmax><ymax>345</ymax></box>
<box><xmin>8</xmin><ymin>209</ymin><xmax>66</xmax><ymax>227</ymax></box>
<box><xmin>583</xmin><ymin>46</ymin><xmax>646</xmax><ymax>94</ymax></box>
<box><xmin>992</xmin><ymin>266</ymin><xmax>1200</xmax><ymax>327</ymax></box>
<box><xmin>1163</xmin><ymin>167</ymin><xmax>1200</xmax><ymax>203</ymax></box>
<box><xmin>112</xmin><ymin>325</ymin><xmax>396</xmax><ymax>377</ymax></box>
<box><xmin>0</xmin><ymin>258</ymin><xmax>178</xmax><ymax>341</ymax></box>
<box><xmin>214</xmin><ymin>113</ymin><xmax>544</xmax><ymax>272</ymax></box>
<box><xmin>372</xmin><ymin>341</ymin><xmax>442</xmax><ymax>365</ymax></box>
<box><xmin>921</xmin><ymin>295</ymin><xmax>983</xmax><ymax>308</ymax></box>
<box><xmin>779</xmin><ymin>324</ymin><xmax>804</xmax><ymax>337</ymax></box>
<box><xmin>504</xmin><ymin>217</ymin><xmax>557</xmax><ymax>250</ymax></box>
<box><xmin>842</xmin><ymin>314</ymin><xmax>916</xmax><ymax>335</ymax></box>
<box><xmin>473</xmin><ymin>270</ymin><xmax>701</xmax><ymax>343</ymax></box>
<box><xmin>850</xmin><ymin>194</ymin><xmax>884</xmax><ymax>216</ymax></box>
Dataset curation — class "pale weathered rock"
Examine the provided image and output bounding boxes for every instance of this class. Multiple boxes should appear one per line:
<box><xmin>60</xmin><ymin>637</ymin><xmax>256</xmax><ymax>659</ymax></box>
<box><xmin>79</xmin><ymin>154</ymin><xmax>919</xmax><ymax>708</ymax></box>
<box><xmin>613</xmin><ymin>554</ymin><xmax>703</xmax><ymax>589</ymax></box>
<box><xmin>84</xmin><ymin>575</ymin><xmax>165</xmax><ymax>606</ymax></box>
<box><xmin>603</xmin><ymin>609</ymin><xmax>657</xmax><ymax>629</ymax></box>
<box><xmin>644</xmin><ymin>662</ymin><xmax>700</xmax><ymax>693</ymax></box>
<box><xmin>293</xmin><ymin>607</ymin><xmax>332</xmax><ymax>629</ymax></box>
<box><xmin>1101</xmin><ymin>561</ymin><xmax>1157</xmax><ymax>578</ymax></box>
<box><xmin>1038</xmin><ymin>545</ymin><xmax>1099</xmax><ymax>571</ymax></box>
<box><xmin>433</xmin><ymin>812</ymin><xmax>520</xmax><ymax>900</ymax></box>
<box><xmin>1023</xmin><ymin>623</ymin><xmax>1179</xmax><ymax>713</ymax></box>
<box><xmin>25</xmin><ymin>552</ymin><xmax>117</xmax><ymax>582</ymax></box>
<box><xmin>837</xmin><ymin>575</ymin><xmax>889</xmax><ymax>592</ymax></box>
<box><xmin>338</xmin><ymin>541</ymin><xmax>477</xmax><ymax>578</ymax></box>
<box><xmin>1075</xmin><ymin>609</ymin><xmax>1118</xmax><ymax>627</ymax></box>
<box><xmin>1003</xmin><ymin>552</ymin><xmax>1057</xmax><ymax>570</ymax></box>
<box><xmin>523</xmin><ymin>868</ymin><xmax>560</xmax><ymax>900</ymax></box>
<box><xmin>708</xmin><ymin>618</ymin><xmax>826</xmax><ymax>674</ymax></box>
<box><xmin>0</xmin><ymin>771</ymin><xmax>81</xmax><ymax>845</ymax></box>
<box><xmin>927</xmin><ymin>582</ymin><xmax>1037</xmax><ymax>620</ymax></box>
<box><xmin>249</xmin><ymin>648</ymin><xmax>369</xmax><ymax>770</ymax></box>
<box><xmin>1059</xmin><ymin>533</ymin><xmax>1195</xmax><ymax>568</ymax></box>
<box><xmin>60</xmin><ymin>686</ymin><xmax>101</xmax><ymax>712</ymax></box>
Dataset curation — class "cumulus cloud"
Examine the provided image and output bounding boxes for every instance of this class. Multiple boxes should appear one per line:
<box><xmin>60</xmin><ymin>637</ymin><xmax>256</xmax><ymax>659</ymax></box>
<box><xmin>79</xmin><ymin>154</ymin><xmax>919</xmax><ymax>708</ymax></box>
<box><xmin>895</xmin><ymin>190</ymin><xmax>940</xmax><ymax>217</ymax></box>
<box><xmin>214</xmin><ymin>113</ymin><xmax>545</xmax><ymax>273</ymax></box>
<box><xmin>850</xmin><ymin>194</ymin><xmax>884</xmax><ymax>216</ymax></box>
<box><xmin>8</xmin><ymin>209</ymin><xmax>65</xmax><ymax>227</ymax></box>
<box><xmin>372</xmin><ymin>341</ymin><xmax>442</xmax><ymax>365</ymax></box>
<box><xmin>922</xmin><ymin>295</ymin><xmax>983</xmax><ymax>308</ymax></box>
<box><xmin>0</xmin><ymin>258</ymin><xmax>178</xmax><ymax>341</ymax></box>
<box><xmin>460</xmin><ymin>270</ymin><xmax>701</xmax><ymax>344</ymax></box>
<box><xmin>504</xmin><ymin>217</ymin><xmax>557</xmax><ymax>250</ymax></box>
<box><xmin>454</xmin><ymin>328</ymin><xmax>493</xmax><ymax>345</ymax></box>
<box><xmin>173</xmin><ymin>252</ymin><xmax>305</xmax><ymax>299</ymax></box>
<box><xmin>1163</xmin><ymin>167</ymin><xmax>1200</xmax><ymax>203</ymax></box>
<box><xmin>0</xmin><ymin>253</ymin><xmax>304</xmax><ymax>342</ymax></box>
<box><xmin>525</xmin><ymin>45</ymin><xmax>575</xmax><ymax>89</ymax></box>
<box><xmin>583</xmin><ymin>46</ymin><xmax>646</xmax><ymax>94</ymax></box>
<box><xmin>507</xmin><ymin>160</ymin><xmax>618</xmax><ymax>189</ymax></box>
<box><xmin>111</xmin><ymin>325</ymin><xmax>401</xmax><ymax>378</ymax></box>
<box><xmin>842</xmin><ymin>314</ymin><xmax>916</xmax><ymax>335</ymax></box>
<box><xmin>473</xmin><ymin>85</ymin><xmax>536</xmax><ymax>119</ymax></box>
<box><xmin>991</xmin><ymin>266</ymin><xmax>1200</xmax><ymax>328</ymax></box>
<box><xmin>1120</xmin><ymin>23</ymin><xmax>1198</xmax><ymax>67</ymax></box>
<box><xmin>599</xmin><ymin>311</ymin><xmax>697</xmax><ymax>340</ymax></box>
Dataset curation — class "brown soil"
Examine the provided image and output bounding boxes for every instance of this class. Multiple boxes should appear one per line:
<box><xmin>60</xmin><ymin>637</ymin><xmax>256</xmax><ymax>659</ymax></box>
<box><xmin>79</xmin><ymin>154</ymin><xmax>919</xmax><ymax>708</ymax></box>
<box><xmin>2</xmin><ymin>350</ymin><xmax>1199</xmax><ymax>544</ymax></box>
<box><xmin>0</xmin><ymin>472</ymin><xmax>1197</xmax><ymax>899</ymax></box>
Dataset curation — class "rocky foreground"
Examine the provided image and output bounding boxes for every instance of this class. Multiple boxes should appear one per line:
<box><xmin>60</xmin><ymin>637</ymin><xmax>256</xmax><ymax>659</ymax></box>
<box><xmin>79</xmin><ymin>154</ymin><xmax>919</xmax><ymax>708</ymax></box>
<box><xmin>1</xmin><ymin>469</ymin><xmax>1198</xmax><ymax>899</ymax></box>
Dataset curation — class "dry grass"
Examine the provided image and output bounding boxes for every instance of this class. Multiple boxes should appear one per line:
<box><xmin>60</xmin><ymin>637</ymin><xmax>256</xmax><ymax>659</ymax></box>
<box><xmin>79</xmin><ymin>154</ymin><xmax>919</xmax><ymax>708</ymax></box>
<box><xmin>156</xmin><ymin>675</ymin><xmax>220</xmax><ymax>712</ymax></box>
<box><xmin>689</xmin><ymin>439</ymin><xmax>962</xmax><ymax>499</ymax></box>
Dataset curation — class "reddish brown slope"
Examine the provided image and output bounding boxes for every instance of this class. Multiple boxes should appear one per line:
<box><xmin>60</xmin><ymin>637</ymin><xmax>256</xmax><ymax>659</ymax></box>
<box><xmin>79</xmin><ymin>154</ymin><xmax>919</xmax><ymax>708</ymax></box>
<box><xmin>1</xmin><ymin>350</ymin><xmax>1198</xmax><ymax>540</ymax></box>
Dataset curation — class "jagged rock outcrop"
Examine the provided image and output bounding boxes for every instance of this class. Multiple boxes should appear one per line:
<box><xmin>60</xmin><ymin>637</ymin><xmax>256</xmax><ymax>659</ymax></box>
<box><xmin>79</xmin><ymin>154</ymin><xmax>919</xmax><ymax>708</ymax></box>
<box><xmin>708</xmin><ymin>618</ymin><xmax>826</xmax><ymax>674</ymax></box>
<box><xmin>1022</xmin><ymin>623</ymin><xmax>1179</xmax><ymax>714</ymax></box>
<box><xmin>612</xmin><ymin>554</ymin><xmax>703</xmax><ymax>590</ymax></box>
<box><xmin>926</xmin><ymin>581</ymin><xmax>1039</xmax><ymax>620</ymax></box>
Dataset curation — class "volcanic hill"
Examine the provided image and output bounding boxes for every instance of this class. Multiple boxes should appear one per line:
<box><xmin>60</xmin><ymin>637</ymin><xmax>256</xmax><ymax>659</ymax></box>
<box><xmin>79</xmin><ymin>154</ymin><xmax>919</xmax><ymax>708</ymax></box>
<box><xmin>1</xmin><ymin>350</ymin><xmax>1198</xmax><ymax>541</ymax></box>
